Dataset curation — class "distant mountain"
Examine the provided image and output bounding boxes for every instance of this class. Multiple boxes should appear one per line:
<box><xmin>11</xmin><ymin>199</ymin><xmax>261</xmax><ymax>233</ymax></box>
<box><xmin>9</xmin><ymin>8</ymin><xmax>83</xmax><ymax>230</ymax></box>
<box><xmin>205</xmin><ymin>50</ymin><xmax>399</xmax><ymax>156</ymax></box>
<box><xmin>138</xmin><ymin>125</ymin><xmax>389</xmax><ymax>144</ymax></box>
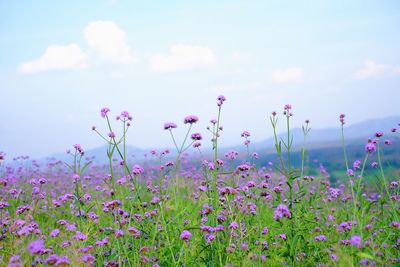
<box><xmin>47</xmin><ymin>145</ymin><xmax>149</xmax><ymax>163</ymax></box>
<box><xmin>247</xmin><ymin>116</ymin><xmax>400</xmax><ymax>152</ymax></box>
<box><xmin>44</xmin><ymin>116</ymin><xmax>399</xmax><ymax>164</ymax></box>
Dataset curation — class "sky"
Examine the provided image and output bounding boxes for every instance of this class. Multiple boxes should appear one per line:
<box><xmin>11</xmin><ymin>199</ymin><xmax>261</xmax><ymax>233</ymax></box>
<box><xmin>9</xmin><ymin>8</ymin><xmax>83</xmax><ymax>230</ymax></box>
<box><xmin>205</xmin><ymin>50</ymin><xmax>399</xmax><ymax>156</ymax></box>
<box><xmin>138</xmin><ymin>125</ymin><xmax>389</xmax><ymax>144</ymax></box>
<box><xmin>1</xmin><ymin>0</ymin><xmax>400</xmax><ymax>158</ymax></box>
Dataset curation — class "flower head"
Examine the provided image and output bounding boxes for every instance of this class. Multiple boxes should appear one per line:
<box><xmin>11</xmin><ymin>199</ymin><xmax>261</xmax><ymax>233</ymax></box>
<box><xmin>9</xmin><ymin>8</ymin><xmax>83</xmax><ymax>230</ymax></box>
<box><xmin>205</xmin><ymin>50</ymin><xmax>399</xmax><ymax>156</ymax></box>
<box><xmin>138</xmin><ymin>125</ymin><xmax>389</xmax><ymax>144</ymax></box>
<box><xmin>101</xmin><ymin>107</ymin><xmax>110</xmax><ymax>118</ymax></box>
<box><xmin>184</xmin><ymin>115</ymin><xmax>199</xmax><ymax>124</ymax></box>
<box><xmin>273</xmin><ymin>204</ymin><xmax>291</xmax><ymax>221</ymax></box>
<box><xmin>217</xmin><ymin>95</ymin><xmax>226</xmax><ymax>106</ymax></box>
<box><xmin>191</xmin><ymin>133</ymin><xmax>202</xmax><ymax>141</ymax></box>
<box><xmin>27</xmin><ymin>239</ymin><xmax>45</xmax><ymax>255</ymax></box>
<box><xmin>365</xmin><ymin>143</ymin><xmax>376</xmax><ymax>153</ymax></box>
<box><xmin>164</xmin><ymin>122</ymin><xmax>177</xmax><ymax>130</ymax></box>
<box><xmin>132</xmin><ymin>165</ymin><xmax>144</xmax><ymax>175</ymax></box>
<box><xmin>180</xmin><ymin>230</ymin><xmax>192</xmax><ymax>242</ymax></box>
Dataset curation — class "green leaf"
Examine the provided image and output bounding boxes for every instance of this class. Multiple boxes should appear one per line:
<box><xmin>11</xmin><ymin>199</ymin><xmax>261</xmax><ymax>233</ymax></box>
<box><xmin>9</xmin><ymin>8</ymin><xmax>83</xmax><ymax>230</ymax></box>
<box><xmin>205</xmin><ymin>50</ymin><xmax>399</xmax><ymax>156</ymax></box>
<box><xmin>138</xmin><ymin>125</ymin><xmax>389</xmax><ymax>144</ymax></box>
<box><xmin>357</xmin><ymin>252</ymin><xmax>374</xmax><ymax>260</ymax></box>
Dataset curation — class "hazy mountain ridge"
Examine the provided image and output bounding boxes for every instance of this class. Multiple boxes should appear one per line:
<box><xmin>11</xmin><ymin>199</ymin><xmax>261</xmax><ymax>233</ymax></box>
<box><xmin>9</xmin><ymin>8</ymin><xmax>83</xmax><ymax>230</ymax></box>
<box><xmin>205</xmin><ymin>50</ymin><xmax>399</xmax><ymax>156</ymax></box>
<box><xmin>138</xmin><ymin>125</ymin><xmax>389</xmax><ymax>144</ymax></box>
<box><xmin>41</xmin><ymin>116</ymin><xmax>400</xmax><ymax>164</ymax></box>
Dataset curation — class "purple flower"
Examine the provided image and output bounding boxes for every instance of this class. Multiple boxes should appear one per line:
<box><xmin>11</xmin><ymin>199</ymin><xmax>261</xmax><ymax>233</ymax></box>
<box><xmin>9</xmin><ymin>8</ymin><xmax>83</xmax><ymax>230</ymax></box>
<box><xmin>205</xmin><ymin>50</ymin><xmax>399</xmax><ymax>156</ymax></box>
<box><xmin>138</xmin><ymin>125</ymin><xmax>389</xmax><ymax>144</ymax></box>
<box><xmin>164</xmin><ymin>122</ymin><xmax>177</xmax><ymax>130</ymax></box>
<box><xmin>375</xmin><ymin>131</ymin><xmax>384</xmax><ymax>138</ymax></box>
<box><xmin>237</xmin><ymin>163</ymin><xmax>251</xmax><ymax>172</ymax></box>
<box><xmin>229</xmin><ymin>221</ymin><xmax>239</xmax><ymax>229</ymax></box>
<box><xmin>0</xmin><ymin>201</ymin><xmax>9</xmax><ymax>209</ymax></box>
<box><xmin>273</xmin><ymin>204</ymin><xmax>291</xmax><ymax>221</ymax></box>
<box><xmin>385</xmin><ymin>140</ymin><xmax>392</xmax><ymax>145</ymax></box>
<box><xmin>55</xmin><ymin>255</ymin><xmax>70</xmax><ymax>266</ymax></box>
<box><xmin>27</xmin><ymin>239</ymin><xmax>45</xmax><ymax>255</ymax></box>
<box><xmin>128</xmin><ymin>226</ymin><xmax>141</xmax><ymax>238</ymax></box>
<box><xmin>350</xmin><ymin>235</ymin><xmax>362</xmax><ymax>248</ymax></box>
<box><xmin>119</xmin><ymin>111</ymin><xmax>132</xmax><ymax>121</ymax></box>
<box><xmin>132</xmin><ymin>165</ymin><xmax>144</xmax><ymax>175</ymax></box>
<box><xmin>50</xmin><ymin>229</ymin><xmax>60</xmax><ymax>237</ymax></box>
<box><xmin>204</xmin><ymin>233</ymin><xmax>216</xmax><ymax>243</ymax></box>
<box><xmin>261</xmin><ymin>226</ymin><xmax>269</xmax><ymax>235</ymax></box>
<box><xmin>339</xmin><ymin>113</ymin><xmax>346</xmax><ymax>125</ymax></box>
<box><xmin>184</xmin><ymin>115</ymin><xmax>199</xmax><ymax>124</ymax></box>
<box><xmin>365</xmin><ymin>143</ymin><xmax>376</xmax><ymax>153</ymax></box>
<box><xmin>100</xmin><ymin>107</ymin><xmax>110</xmax><ymax>118</ymax></box>
<box><xmin>193</xmin><ymin>142</ymin><xmax>201</xmax><ymax>148</ymax></box>
<box><xmin>108</xmin><ymin>132</ymin><xmax>116</xmax><ymax>138</ymax></box>
<box><xmin>73</xmin><ymin>231</ymin><xmax>87</xmax><ymax>241</ymax></box>
<box><xmin>347</xmin><ymin>169</ymin><xmax>355</xmax><ymax>177</ymax></box>
<box><xmin>191</xmin><ymin>133</ymin><xmax>202</xmax><ymax>141</ymax></box>
<box><xmin>241</xmin><ymin>131</ymin><xmax>251</xmax><ymax>138</ymax></box>
<box><xmin>180</xmin><ymin>230</ymin><xmax>192</xmax><ymax>242</ymax></box>
<box><xmin>314</xmin><ymin>235</ymin><xmax>327</xmax><ymax>241</ymax></box>
<box><xmin>284</xmin><ymin>104</ymin><xmax>292</xmax><ymax>110</ymax></box>
<box><xmin>217</xmin><ymin>95</ymin><xmax>226</xmax><ymax>106</ymax></box>
<box><xmin>353</xmin><ymin>160</ymin><xmax>361</xmax><ymax>169</ymax></box>
<box><xmin>82</xmin><ymin>254</ymin><xmax>96</xmax><ymax>265</ymax></box>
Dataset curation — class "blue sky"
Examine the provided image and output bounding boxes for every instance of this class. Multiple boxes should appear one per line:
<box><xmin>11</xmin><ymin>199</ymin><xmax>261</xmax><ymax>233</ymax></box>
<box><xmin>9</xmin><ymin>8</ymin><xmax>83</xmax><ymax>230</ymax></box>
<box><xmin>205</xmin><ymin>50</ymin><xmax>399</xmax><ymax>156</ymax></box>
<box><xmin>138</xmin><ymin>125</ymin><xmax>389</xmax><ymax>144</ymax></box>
<box><xmin>1</xmin><ymin>1</ymin><xmax>400</xmax><ymax>158</ymax></box>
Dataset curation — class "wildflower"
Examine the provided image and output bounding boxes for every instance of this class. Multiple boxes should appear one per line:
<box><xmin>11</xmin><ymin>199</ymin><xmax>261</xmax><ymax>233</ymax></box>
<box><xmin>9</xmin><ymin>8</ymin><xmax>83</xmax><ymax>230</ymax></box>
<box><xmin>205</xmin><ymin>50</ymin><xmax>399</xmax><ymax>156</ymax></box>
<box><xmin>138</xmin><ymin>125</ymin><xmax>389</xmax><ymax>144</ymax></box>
<box><xmin>55</xmin><ymin>255</ymin><xmax>70</xmax><ymax>266</ymax></box>
<box><xmin>164</xmin><ymin>122</ymin><xmax>177</xmax><ymax>130</ymax></box>
<box><xmin>261</xmin><ymin>226</ymin><xmax>269</xmax><ymax>235</ymax></box>
<box><xmin>0</xmin><ymin>201</ymin><xmax>9</xmax><ymax>209</ymax></box>
<box><xmin>184</xmin><ymin>115</ymin><xmax>199</xmax><ymax>124</ymax></box>
<box><xmin>229</xmin><ymin>221</ymin><xmax>239</xmax><ymax>229</ymax></box>
<box><xmin>27</xmin><ymin>239</ymin><xmax>45</xmax><ymax>255</ymax></box>
<box><xmin>241</xmin><ymin>131</ymin><xmax>251</xmax><ymax>138</ymax></box>
<box><xmin>347</xmin><ymin>169</ymin><xmax>355</xmax><ymax>177</ymax></box>
<box><xmin>73</xmin><ymin>231</ymin><xmax>87</xmax><ymax>241</ymax></box>
<box><xmin>217</xmin><ymin>95</ymin><xmax>226</xmax><ymax>106</ymax></box>
<box><xmin>119</xmin><ymin>111</ymin><xmax>132</xmax><ymax>121</ymax></box>
<box><xmin>226</xmin><ymin>243</ymin><xmax>236</xmax><ymax>253</ymax></box>
<box><xmin>108</xmin><ymin>132</ymin><xmax>116</xmax><ymax>138</ymax></box>
<box><xmin>375</xmin><ymin>131</ymin><xmax>384</xmax><ymax>138</ymax></box>
<box><xmin>50</xmin><ymin>229</ymin><xmax>60</xmax><ymax>237</ymax></box>
<box><xmin>180</xmin><ymin>230</ymin><xmax>192</xmax><ymax>242</ymax></box>
<box><xmin>273</xmin><ymin>204</ymin><xmax>291</xmax><ymax>221</ymax></box>
<box><xmin>132</xmin><ymin>165</ymin><xmax>144</xmax><ymax>175</ymax></box>
<box><xmin>204</xmin><ymin>233</ymin><xmax>216</xmax><ymax>243</ymax></box>
<box><xmin>284</xmin><ymin>104</ymin><xmax>292</xmax><ymax>110</ymax></box>
<box><xmin>350</xmin><ymin>235</ymin><xmax>362</xmax><ymax>248</ymax></box>
<box><xmin>314</xmin><ymin>235</ymin><xmax>327</xmax><ymax>241</ymax></box>
<box><xmin>82</xmin><ymin>254</ymin><xmax>96</xmax><ymax>265</ymax></box>
<box><xmin>385</xmin><ymin>140</ymin><xmax>392</xmax><ymax>145</ymax></box>
<box><xmin>365</xmin><ymin>143</ymin><xmax>376</xmax><ymax>153</ymax></box>
<box><xmin>100</xmin><ymin>107</ymin><xmax>110</xmax><ymax>118</ymax></box>
<box><xmin>193</xmin><ymin>142</ymin><xmax>201</xmax><ymax>148</ymax></box>
<box><xmin>128</xmin><ymin>226</ymin><xmax>141</xmax><ymax>238</ymax></box>
<box><xmin>72</xmin><ymin>174</ymin><xmax>80</xmax><ymax>183</ymax></box>
<box><xmin>237</xmin><ymin>163</ymin><xmax>251</xmax><ymax>172</ymax></box>
<box><xmin>191</xmin><ymin>133</ymin><xmax>202</xmax><ymax>140</ymax></box>
<box><xmin>339</xmin><ymin>113</ymin><xmax>345</xmax><ymax>125</ymax></box>
<box><xmin>353</xmin><ymin>160</ymin><xmax>361</xmax><ymax>169</ymax></box>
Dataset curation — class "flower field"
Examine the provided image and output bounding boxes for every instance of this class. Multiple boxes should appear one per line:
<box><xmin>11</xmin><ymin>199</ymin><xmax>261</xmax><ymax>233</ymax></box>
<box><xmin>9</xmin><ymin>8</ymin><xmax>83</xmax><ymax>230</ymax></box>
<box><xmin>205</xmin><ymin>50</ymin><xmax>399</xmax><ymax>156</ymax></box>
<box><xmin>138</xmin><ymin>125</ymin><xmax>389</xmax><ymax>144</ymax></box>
<box><xmin>0</xmin><ymin>96</ymin><xmax>399</xmax><ymax>266</ymax></box>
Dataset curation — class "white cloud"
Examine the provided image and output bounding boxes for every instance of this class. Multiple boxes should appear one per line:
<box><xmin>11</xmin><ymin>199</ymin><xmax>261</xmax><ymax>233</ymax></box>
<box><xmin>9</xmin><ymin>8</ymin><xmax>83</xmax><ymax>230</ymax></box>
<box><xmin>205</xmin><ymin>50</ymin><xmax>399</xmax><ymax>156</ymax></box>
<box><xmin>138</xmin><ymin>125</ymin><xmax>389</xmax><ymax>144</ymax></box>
<box><xmin>353</xmin><ymin>59</ymin><xmax>400</xmax><ymax>80</ymax></box>
<box><xmin>84</xmin><ymin>21</ymin><xmax>135</xmax><ymax>64</ymax></box>
<box><xmin>271</xmin><ymin>67</ymin><xmax>304</xmax><ymax>83</ymax></box>
<box><xmin>150</xmin><ymin>44</ymin><xmax>216</xmax><ymax>72</ymax></box>
<box><xmin>354</xmin><ymin>60</ymin><xmax>386</xmax><ymax>80</ymax></box>
<box><xmin>232</xmin><ymin>51</ymin><xmax>250</xmax><ymax>61</ymax></box>
<box><xmin>19</xmin><ymin>44</ymin><xmax>88</xmax><ymax>74</ymax></box>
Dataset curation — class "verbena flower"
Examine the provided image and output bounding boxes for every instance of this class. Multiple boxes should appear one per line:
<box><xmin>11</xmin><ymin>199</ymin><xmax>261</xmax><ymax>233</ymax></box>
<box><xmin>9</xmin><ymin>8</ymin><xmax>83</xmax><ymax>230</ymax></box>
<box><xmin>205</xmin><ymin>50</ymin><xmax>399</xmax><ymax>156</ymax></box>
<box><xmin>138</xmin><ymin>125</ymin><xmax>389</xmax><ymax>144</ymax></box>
<box><xmin>184</xmin><ymin>115</ymin><xmax>199</xmax><ymax>124</ymax></box>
